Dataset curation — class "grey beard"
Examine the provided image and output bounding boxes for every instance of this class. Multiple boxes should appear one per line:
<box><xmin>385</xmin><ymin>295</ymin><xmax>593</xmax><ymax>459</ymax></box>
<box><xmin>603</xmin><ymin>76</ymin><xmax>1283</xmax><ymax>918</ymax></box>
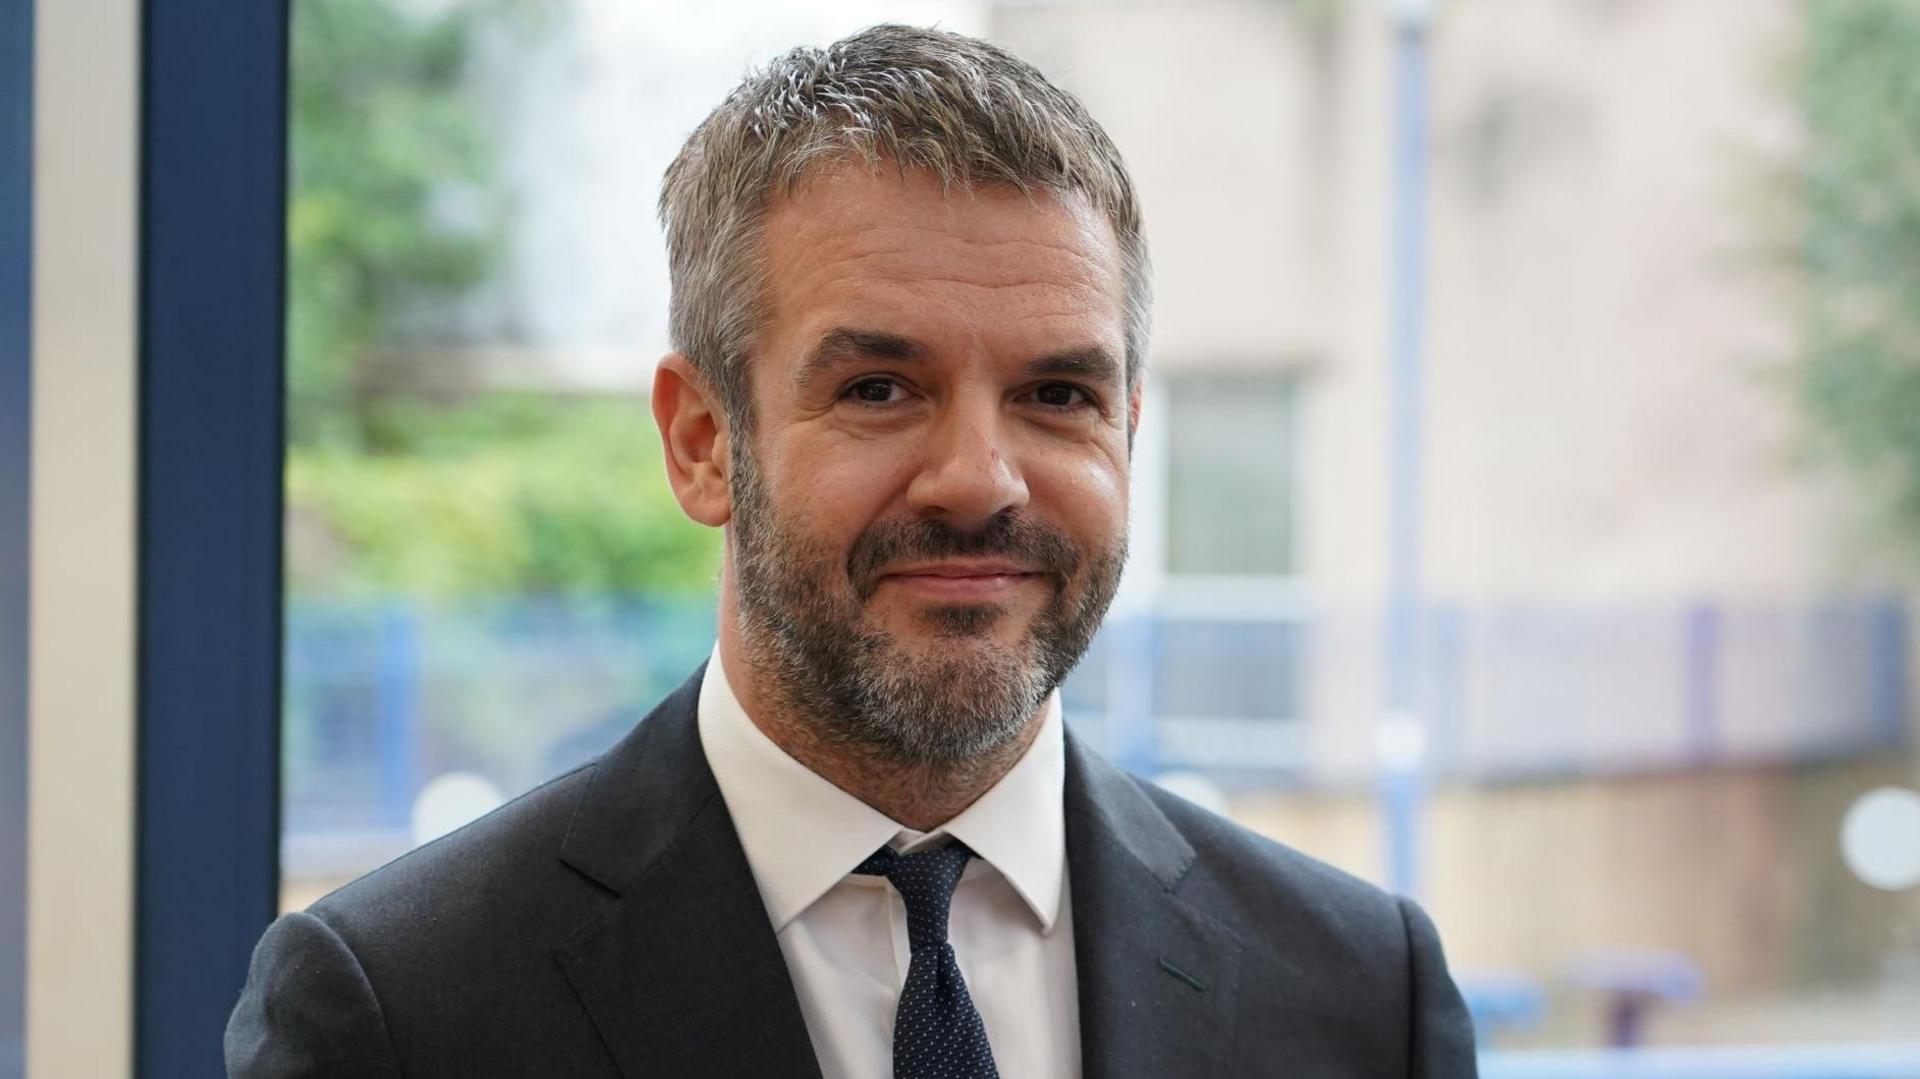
<box><xmin>728</xmin><ymin>447</ymin><xmax>1124</xmax><ymax>766</ymax></box>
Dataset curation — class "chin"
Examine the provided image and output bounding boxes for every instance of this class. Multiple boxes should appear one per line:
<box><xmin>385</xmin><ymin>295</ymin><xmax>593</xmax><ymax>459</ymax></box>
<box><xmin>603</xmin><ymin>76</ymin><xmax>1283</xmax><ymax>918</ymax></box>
<box><xmin>876</xmin><ymin>599</ymin><xmax>1043</xmax><ymax>644</ymax></box>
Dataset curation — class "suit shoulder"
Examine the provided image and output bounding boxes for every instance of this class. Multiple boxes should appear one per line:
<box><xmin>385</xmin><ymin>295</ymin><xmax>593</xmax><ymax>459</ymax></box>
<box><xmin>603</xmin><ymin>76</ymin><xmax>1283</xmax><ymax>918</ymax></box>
<box><xmin>1124</xmin><ymin>781</ymin><xmax>1478</xmax><ymax>1072</ymax></box>
<box><xmin>1141</xmin><ymin>779</ymin><xmax>1407</xmax><ymax>952</ymax></box>
<box><xmin>308</xmin><ymin>761</ymin><xmax>602</xmax><ymax>946</ymax></box>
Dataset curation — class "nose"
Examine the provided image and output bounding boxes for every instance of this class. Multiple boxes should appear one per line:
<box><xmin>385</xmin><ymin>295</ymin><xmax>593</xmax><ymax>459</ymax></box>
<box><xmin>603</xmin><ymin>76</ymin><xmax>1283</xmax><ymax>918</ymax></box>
<box><xmin>904</xmin><ymin>391</ymin><xmax>1030</xmax><ymax>529</ymax></box>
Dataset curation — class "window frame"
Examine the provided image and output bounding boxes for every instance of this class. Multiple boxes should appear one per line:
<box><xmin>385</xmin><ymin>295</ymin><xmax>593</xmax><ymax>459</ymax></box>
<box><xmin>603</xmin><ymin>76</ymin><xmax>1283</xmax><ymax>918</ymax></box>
<box><xmin>1</xmin><ymin>0</ymin><xmax>33</xmax><ymax>1070</ymax></box>
<box><xmin>134</xmin><ymin>2</ymin><xmax>288</xmax><ymax>1073</ymax></box>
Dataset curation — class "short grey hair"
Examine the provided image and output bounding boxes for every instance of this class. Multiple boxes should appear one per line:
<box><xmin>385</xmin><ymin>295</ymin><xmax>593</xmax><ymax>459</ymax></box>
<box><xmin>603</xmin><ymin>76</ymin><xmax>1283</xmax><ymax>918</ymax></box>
<box><xmin>659</xmin><ymin>23</ymin><xmax>1150</xmax><ymax>430</ymax></box>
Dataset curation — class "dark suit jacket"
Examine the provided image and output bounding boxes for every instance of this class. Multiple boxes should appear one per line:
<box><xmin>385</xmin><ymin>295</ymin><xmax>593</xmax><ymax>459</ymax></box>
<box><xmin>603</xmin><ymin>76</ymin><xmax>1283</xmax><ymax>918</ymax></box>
<box><xmin>227</xmin><ymin>665</ymin><xmax>1478</xmax><ymax>1077</ymax></box>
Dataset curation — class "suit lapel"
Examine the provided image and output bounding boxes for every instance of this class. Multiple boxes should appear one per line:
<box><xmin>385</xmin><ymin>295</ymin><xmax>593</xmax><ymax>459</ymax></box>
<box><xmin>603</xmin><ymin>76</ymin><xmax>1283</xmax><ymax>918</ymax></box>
<box><xmin>1066</xmin><ymin>732</ymin><xmax>1244</xmax><ymax>1079</ymax></box>
<box><xmin>551</xmin><ymin>666</ymin><xmax>821</xmax><ymax>1078</ymax></box>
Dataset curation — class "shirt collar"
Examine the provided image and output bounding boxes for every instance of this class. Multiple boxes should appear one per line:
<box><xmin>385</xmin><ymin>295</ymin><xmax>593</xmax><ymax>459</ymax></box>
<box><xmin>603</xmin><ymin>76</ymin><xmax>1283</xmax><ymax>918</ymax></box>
<box><xmin>697</xmin><ymin>644</ymin><xmax>1067</xmax><ymax>934</ymax></box>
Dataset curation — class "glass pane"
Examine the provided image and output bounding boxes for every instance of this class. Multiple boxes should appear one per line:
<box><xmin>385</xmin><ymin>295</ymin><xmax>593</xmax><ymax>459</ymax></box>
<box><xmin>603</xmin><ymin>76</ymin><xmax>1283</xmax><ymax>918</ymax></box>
<box><xmin>1165</xmin><ymin>375</ymin><xmax>1296</xmax><ymax>576</ymax></box>
<box><xmin>280</xmin><ymin>0</ymin><xmax>1920</xmax><ymax>1071</ymax></box>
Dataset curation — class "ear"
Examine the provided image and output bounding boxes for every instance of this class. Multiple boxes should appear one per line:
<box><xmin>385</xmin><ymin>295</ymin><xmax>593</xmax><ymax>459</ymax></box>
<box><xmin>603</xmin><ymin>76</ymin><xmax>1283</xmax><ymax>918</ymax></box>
<box><xmin>652</xmin><ymin>353</ymin><xmax>733</xmax><ymax>528</ymax></box>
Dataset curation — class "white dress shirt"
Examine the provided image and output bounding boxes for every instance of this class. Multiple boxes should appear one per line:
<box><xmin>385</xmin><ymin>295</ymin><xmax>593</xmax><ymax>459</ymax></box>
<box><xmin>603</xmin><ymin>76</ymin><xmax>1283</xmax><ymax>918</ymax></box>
<box><xmin>698</xmin><ymin>646</ymin><xmax>1082</xmax><ymax>1079</ymax></box>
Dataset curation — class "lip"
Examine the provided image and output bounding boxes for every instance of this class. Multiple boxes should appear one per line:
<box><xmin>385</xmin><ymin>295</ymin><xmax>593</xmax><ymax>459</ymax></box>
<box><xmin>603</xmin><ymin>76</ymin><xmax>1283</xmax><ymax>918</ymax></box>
<box><xmin>877</xmin><ymin>560</ymin><xmax>1045</xmax><ymax>601</ymax></box>
<box><xmin>882</xmin><ymin>559</ymin><xmax>1040</xmax><ymax>578</ymax></box>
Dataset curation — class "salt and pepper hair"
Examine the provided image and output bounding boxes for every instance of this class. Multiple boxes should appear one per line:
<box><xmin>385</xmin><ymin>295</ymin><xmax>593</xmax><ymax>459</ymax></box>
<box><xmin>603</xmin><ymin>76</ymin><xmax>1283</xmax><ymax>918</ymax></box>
<box><xmin>659</xmin><ymin>23</ymin><xmax>1151</xmax><ymax>431</ymax></box>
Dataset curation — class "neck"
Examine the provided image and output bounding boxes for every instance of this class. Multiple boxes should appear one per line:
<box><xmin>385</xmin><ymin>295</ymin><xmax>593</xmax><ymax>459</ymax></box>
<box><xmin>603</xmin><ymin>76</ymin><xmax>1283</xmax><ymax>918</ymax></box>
<box><xmin>715</xmin><ymin>618</ymin><xmax>1044</xmax><ymax>832</ymax></box>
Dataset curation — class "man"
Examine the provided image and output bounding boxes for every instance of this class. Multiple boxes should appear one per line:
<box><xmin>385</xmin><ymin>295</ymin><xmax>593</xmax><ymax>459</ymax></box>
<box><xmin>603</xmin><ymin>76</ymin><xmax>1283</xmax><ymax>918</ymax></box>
<box><xmin>228</xmin><ymin>24</ymin><xmax>1476</xmax><ymax>1078</ymax></box>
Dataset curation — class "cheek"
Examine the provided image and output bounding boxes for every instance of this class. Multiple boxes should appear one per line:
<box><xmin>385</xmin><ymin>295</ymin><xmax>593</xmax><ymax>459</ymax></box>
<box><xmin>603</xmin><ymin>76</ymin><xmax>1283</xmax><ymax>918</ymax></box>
<box><xmin>770</xmin><ymin>440</ymin><xmax>916</xmax><ymax>535</ymax></box>
<box><xmin>1036</xmin><ymin>454</ymin><xmax>1131</xmax><ymax>541</ymax></box>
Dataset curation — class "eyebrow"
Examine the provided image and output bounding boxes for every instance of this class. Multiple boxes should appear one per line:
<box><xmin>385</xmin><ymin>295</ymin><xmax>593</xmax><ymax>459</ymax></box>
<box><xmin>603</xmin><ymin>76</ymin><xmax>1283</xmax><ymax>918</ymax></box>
<box><xmin>795</xmin><ymin>328</ymin><xmax>1123</xmax><ymax>391</ymax></box>
<box><xmin>1025</xmin><ymin>345</ymin><xmax>1121</xmax><ymax>386</ymax></box>
<box><xmin>794</xmin><ymin>329</ymin><xmax>925</xmax><ymax>392</ymax></box>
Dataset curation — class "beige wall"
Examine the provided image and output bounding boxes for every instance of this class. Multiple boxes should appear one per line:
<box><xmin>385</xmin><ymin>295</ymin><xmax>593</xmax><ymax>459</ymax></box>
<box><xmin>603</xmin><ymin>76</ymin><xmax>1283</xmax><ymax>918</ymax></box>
<box><xmin>1420</xmin><ymin>0</ymin><xmax>1854</xmax><ymax>601</ymax></box>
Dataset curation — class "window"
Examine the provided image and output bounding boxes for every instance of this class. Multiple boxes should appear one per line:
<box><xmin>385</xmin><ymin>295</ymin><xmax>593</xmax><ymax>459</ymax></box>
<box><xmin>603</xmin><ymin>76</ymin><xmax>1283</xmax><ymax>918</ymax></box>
<box><xmin>1164</xmin><ymin>373</ymin><xmax>1298</xmax><ymax>578</ymax></box>
<box><xmin>275</xmin><ymin>0</ymin><xmax>1920</xmax><ymax>1070</ymax></box>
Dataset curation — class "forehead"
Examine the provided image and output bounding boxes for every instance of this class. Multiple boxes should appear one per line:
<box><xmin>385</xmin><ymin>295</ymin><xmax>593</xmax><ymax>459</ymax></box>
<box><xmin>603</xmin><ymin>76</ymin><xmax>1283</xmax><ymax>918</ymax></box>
<box><xmin>756</xmin><ymin>164</ymin><xmax>1125</xmax><ymax>362</ymax></box>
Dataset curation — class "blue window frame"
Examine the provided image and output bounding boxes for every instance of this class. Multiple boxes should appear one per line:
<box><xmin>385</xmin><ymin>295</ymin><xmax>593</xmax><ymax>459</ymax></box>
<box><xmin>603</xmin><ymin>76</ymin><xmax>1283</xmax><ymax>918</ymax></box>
<box><xmin>2</xmin><ymin>1</ymin><xmax>33</xmax><ymax>1074</ymax></box>
<box><xmin>136</xmin><ymin>2</ymin><xmax>287</xmax><ymax>1074</ymax></box>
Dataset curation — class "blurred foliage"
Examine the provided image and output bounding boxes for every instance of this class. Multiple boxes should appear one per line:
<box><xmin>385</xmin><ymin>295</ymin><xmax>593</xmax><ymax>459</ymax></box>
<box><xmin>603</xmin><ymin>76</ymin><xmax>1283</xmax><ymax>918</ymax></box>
<box><xmin>289</xmin><ymin>394</ymin><xmax>721</xmax><ymax>596</ymax></box>
<box><xmin>289</xmin><ymin>0</ymin><xmax>502</xmax><ymax>450</ymax></box>
<box><xmin>287</xmin><ymin>0</ymin><xmax>719</xmax><ymax>595</ymax></box>
<box><xmin>1793</xmin><ymin>0</ymin><xmax>1920</xmax><ymax>562</ymax></box>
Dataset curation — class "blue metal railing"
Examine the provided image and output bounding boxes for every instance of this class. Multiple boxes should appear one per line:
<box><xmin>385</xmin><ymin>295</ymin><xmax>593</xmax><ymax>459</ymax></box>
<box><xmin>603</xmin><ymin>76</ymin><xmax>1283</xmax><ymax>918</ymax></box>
<box><xmin>282</xmin><ymin>593</ymin><xmax>1911</xmax><ymax>838</ymax></box>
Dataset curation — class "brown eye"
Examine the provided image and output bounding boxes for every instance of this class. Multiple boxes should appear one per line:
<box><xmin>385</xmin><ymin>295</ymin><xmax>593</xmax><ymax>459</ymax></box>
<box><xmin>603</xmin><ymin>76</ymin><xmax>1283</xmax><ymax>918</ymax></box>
<box><xmin>846</xmin><ymin>378</ymin><xmax>901</xmax><ymax>404</ymax></box>
<box><xmin>1035</xmin><ymin>383</ymin><xmax>1090</xmax><ymax>409</ymax></box>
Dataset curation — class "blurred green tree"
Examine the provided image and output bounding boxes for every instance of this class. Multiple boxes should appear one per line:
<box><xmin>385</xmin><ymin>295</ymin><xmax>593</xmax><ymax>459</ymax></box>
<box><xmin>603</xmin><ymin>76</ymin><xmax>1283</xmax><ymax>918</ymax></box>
<box><xmin>286</xmin><ymin>0</ymin><xmax>721</xmax><ymax>595</ymax></box>
<box><xmin>288</xmin><ymin>0</ymin><xmax>500</xmax><ymax>451</ymax></box>
<box><xmin>289</xmin><ymin>395</ymin><xmax>720</xmax><ymax>596</ymax></box>
<box><xmin>1793</xmin><ymin>0</ymin><xmax>1920</xmax><ymax>562</ymax></box>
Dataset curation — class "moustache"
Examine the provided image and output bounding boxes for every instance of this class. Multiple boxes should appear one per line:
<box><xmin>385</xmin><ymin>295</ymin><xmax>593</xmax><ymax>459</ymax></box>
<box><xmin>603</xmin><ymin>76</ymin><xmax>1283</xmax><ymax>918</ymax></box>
<box><xmin>848</xmin><ymin>511</ymin><xmax>1081</xmax><ymax>601</ymax></box>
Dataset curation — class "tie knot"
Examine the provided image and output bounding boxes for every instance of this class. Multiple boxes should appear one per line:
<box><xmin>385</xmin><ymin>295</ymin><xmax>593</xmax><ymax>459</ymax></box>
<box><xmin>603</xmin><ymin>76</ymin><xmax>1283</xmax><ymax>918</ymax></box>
<box><xmin>853</xmin><ymin>842</ymin><xmax>976</xmax><ymax>950</ymax></box>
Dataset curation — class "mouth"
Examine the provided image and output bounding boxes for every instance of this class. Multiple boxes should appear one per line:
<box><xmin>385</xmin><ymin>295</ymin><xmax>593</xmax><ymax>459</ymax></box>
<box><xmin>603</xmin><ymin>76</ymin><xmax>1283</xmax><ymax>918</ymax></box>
<box><xmin>875</xmin><ymin>560</ymin><xmax>1048</xmax><ymax>602</ymax></box>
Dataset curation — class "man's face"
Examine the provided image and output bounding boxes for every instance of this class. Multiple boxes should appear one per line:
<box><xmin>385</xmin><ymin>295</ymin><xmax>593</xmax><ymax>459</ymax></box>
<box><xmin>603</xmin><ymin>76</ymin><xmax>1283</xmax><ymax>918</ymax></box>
<box><xmin>727</xmin><ymin>164</ymin><xmax>1136</xmax><ymax>765</ymax></box>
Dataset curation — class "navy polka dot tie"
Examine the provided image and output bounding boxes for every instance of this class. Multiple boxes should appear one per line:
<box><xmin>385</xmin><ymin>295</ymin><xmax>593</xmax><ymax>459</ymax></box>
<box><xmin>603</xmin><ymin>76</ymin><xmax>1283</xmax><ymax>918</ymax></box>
<box><xmin>854</xmin><ymin>842</ymin><xmax>1001</xmax><ymax>1079</ymax></box>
